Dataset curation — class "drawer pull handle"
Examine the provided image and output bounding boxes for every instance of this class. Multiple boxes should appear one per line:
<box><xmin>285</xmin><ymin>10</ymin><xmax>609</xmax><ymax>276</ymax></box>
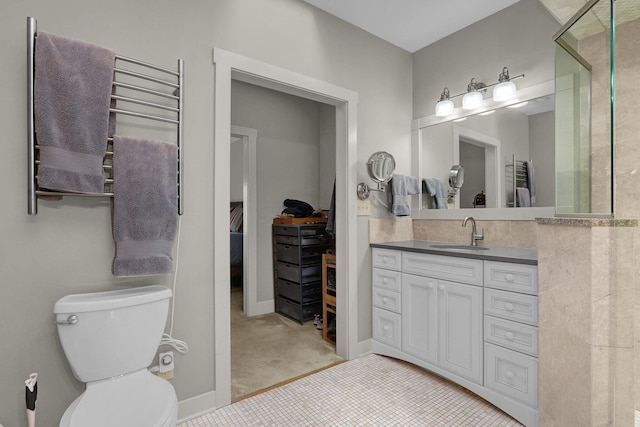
<box><xmin>506</xmin><ymin>273</ymin><xmax>514</xmax><ymax>282</ymax></box>
<box><xmin>382</xmin><ymin>277</ymin><xmax>388</xmax><ymax>284</ymax></box>
<box><xmin>427</xmin><ymin>282</ymin><xmax>434</xmax><ymax>289</ymax></box>
<box><xmin>505</xmin><ymin>332</ymin><xmax>515</xmax><ymax>340</ymax></box>
<box><xmin>505</xmin><ymin>370</ymin><xmax>515</xmax><ymax>380</ymax></box>
<box><xmin>383</xmin><ymin>325</ymin><xmax>389</xmax><ymax>332</ymax></box>
<box><xmin>382</xmin><ymin>297</ymin><xmax>388</xmax><ymax>304</ymax></box>
<box><xmin>438</xmin><ymin>284</ymin><xmax>445</xmax><ymax>291</ymax></box>
<box><xmin>505</xmin><ymin>302</ymin><xmax>514</xmax><ymax>311</ymax></box>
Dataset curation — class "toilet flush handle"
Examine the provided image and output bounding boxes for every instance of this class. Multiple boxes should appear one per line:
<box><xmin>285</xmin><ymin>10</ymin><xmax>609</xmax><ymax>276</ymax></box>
<box><xmin>56</xmin><ymin>314</ymin><xmax>79</xmax><ymax>325</ymax></box>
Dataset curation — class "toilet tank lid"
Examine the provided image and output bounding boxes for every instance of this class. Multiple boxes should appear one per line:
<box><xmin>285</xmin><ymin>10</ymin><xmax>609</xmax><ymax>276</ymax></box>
<box><xmin>54</xmin><ymin>285</ymin><xmax>172</xmax><ymax>313</ymax></box>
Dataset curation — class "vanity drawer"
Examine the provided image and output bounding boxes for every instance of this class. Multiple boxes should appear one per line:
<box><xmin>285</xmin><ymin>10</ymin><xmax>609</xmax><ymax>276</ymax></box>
<box><xmin>402</xmin><ymin>252</ymin><xmax>482</xmax><ymax>286</ymax></box>
<box><xmin>372</xmin><ymin>287</ymin><xmax>401</xmax><ymax>314</ymax></box>
<box><xmin>372</xmin><ymin>248</ymin><xmax>402</xmax><ymax>271</ymax></box>
<box><xmin>485</xmin><ymin>261</ymin><xmax>538</xmax><ymax>295</ymax></box>
<box><xmin>485</xmin><ymin>343</ymin><xmax>538</xmax><ymax>408</ymax></box>
<box><xmin>372</xmin><ymin>268</ymin><xmax>402</xmax><ymax>292</ymax></box>
<box><xmin>372</xmin><ymin>307</ymin><xmax>401</xmax><ymax>350</ymax></box>
<box><xmin>485</xmin><ymin>288</ymin><xmax>538</xmax><ymax>326</ymax></box>
<box><xmin>484</xmin><ymin>315</ymin><xmax>538</xmax><ymax>357</ymax></box>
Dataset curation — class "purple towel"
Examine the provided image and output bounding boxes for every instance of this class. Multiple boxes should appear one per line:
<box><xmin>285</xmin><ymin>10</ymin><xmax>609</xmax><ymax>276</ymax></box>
<box><xmin>112</xmin><ymin>136</ymin><xmax>178</xmax><ymax>276</ymax></box>
<box><xmin>35</xmin><ymin>31</ymin><xmax>115</xmax><ymax>194</ymax></box>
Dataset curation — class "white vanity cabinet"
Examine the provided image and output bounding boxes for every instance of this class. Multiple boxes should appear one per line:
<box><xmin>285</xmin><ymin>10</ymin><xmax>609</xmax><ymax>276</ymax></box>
<box><xmin>372</xmin><ymin>248</ymin><xmax>402</xmax><ymax>350</ymax></box>
<box><xmin>401</xmin><ymin>253</ymin><xmax>483</xmax><ymax>384</ymax></box>
<box><xmin>371</xmin><ymin>246</ymin><xmax>539</xmax><ymax>427</ymax></box>
<box><xmin>483</xmin><ymin>261</ymin><xmax>539</xmax><ymax>409</ymax></box>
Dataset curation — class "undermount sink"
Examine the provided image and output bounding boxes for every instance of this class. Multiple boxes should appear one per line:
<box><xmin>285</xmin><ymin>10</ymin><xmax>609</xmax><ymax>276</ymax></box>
<box><xmin>430</xmin><ymin>244</ymin><xmax>490</xmax><ymax>251</ymax></box>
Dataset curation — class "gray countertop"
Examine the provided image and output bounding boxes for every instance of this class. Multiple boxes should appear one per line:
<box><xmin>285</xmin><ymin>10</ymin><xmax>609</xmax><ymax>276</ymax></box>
<box><xmin>370</xmin><ymin>240</ymin><xmax>538</xmax><ymax>265</ymax></box>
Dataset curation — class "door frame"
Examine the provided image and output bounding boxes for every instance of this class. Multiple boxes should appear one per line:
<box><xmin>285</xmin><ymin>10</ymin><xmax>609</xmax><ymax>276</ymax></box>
<box><xmin>213</xmin><ymin>48</ymin><xmax>359</xmax><ymax>407</ymax></box>
<box><xmin>230</xmin><ymin>125</ymin><xmax>266</xmax><ymax>317</ymax></box>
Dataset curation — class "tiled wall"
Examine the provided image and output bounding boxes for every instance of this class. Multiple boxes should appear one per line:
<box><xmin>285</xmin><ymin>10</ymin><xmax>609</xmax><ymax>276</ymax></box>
<box><xmin>537</xmin><ymin>220</ymin><xmax>635</xmax><ymax>426</ymax></box>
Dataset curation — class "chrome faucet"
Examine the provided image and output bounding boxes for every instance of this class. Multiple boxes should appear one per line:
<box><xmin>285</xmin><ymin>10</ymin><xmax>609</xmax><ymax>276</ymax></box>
<box><xmin>462</xmin><ymin>216</ymin><xmax>484</xmax><ymax>246</ymax></box>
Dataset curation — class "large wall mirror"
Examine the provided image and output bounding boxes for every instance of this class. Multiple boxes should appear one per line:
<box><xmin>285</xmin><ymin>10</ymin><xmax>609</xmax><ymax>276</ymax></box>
<box><xmin>411</xmin><ymin>81</ymin><xmax>556</xmax><ymax>220</ymax></box>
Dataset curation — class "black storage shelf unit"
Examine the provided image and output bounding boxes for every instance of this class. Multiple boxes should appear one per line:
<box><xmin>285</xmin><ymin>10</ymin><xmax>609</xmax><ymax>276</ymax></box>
<box><xmin>272</xmin><ymin>223</ymin><xmax>330</xmax><ymax>323</ymax></box>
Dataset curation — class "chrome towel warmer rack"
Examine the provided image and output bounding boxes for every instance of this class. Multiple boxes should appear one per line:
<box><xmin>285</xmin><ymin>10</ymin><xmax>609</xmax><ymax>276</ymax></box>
<box><xmin>26</xmin><ymin>17</ymin><xmax>184</xmax><ymax>215</ymax></box>
<box><xmin>505</xmin><ymin>153</ymin><xmax>528</xmax><ymax>207</ymax></box>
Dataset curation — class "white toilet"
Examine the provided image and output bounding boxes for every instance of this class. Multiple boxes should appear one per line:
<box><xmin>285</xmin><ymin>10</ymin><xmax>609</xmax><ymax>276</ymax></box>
<box><xmin>54</xmin><ymin>285</ymin><xmax>178</xmax><ymax>427</ymax></box>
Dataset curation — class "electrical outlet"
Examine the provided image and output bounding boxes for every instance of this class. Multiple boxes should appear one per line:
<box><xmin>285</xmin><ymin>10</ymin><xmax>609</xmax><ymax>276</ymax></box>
<box><xmin>159</xmin><ymin>351</ymin><xmax>174</xmax><ymax>373</ymax></box>
<box><xmin>357</xmin><ymin>199</ymin><xmax>370</xmax><ymax>216</ymax></box>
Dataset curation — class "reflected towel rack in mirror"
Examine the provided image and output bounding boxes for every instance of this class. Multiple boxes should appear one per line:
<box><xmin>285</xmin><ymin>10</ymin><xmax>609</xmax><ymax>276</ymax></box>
<box><xmin>505</xmin><ymin>154</ymin><xmax>528</xmax><ymax>207</ymax></box>
<box><xmin>26</xmin><ymin>17</ymin><xmax>184</xmax><ymax>215</ymax></box>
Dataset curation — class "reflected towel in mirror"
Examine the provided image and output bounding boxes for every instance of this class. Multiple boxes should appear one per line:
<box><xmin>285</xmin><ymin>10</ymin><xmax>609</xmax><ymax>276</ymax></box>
<box><xmin>422</xmin><ymin>178</ymin><xmax>448</xmax><ymax>209</ymax></box>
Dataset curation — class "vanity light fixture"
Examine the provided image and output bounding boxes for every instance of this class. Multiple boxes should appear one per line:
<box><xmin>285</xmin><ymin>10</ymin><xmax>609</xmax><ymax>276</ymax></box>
<box><xmin>435</xmin><ymin>88</ymin><xmax>454</xmax><ymax>117</ymax></box>
<box><xmin>462</xmin><ymin>78</ymin><xmax>485</xmax><ymax>110</ymax></box>
<box><xmin>434</xmin><ymin>67</ymin><xmax>524</xmax><ymax>116</ymax></box>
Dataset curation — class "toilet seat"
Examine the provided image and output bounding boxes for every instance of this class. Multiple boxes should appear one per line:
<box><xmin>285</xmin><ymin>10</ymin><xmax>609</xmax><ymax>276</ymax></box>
<box><xmin>60</xmin><ymin>369</ymin><xmax>178</xmax><ymax>427</ymax></box>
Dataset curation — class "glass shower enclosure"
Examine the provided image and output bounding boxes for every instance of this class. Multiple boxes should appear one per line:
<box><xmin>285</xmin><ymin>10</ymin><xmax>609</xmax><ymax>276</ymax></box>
<box><xmin>553</xmin><ymin>0</ymin><xmax>614</xmax><ymax>216</ymax></box>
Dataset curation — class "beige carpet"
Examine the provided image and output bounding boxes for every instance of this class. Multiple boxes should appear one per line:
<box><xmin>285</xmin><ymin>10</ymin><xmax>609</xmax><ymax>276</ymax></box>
<box><xmin>231</xmin><ymin>285</ymin><xmax>343</xmax><ymax>400</ymax></box>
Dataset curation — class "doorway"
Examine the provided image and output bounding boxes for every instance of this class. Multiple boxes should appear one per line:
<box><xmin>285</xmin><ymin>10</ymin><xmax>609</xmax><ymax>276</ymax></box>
<box><xmin>452</xmin><ymin>125</ymin><xmax>501</xmax><ymax>209</ymax></box>
<box><xmin>229</xmin><ymin>91</ymin><xmax>342</xmax><ymax>400</ymax></box>
<box><xmin>213</xmin><ymin>48</ymin><xmax>359</xmax><ymax>408</ymax></box>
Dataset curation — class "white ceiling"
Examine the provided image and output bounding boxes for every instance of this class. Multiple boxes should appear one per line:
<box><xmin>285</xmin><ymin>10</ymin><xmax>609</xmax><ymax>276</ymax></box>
<box><xmin>303</xmin><ymin>0</ymin><xmax>521</xmax><ymax>53</ymax></box>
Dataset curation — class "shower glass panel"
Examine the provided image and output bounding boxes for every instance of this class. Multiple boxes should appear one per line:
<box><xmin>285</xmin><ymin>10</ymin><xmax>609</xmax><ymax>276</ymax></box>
<box><xmin>554</xmin><ymin>0</ymin><xmax>613</xmax><ymax>216</ymax></box>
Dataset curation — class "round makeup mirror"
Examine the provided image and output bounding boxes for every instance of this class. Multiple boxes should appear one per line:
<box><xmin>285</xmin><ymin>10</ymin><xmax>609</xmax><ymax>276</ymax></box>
<box><xmin>449</xmin><ymin>165</ymin><xmax>464</xmax><ymax>189</ymax></box>
<box><xmin>367</xmin><ymin>151</ymin><xmax>396</xmax><ymax>183</ymax></box>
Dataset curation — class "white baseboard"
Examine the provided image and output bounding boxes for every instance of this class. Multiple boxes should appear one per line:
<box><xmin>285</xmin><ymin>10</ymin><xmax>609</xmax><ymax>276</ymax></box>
<box><xmin>353</xmin><ymin>338</ymin><xmax>372</xmax><ymax>359</ymax></box>
<box><xmin>177</xmin><ymin>390</ymin><xmax>217</xmax><ymax>422</ymax></box>
<box><xmin>246</xmin><ymin>299</ymin><xmax>274</xmax><ymax>317</ymax></box>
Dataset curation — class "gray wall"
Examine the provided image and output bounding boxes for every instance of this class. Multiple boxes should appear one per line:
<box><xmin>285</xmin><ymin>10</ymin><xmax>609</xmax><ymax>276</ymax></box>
<box><xmin>230</xmin><ymin>137</ymin><xmax>244</xmax><ymax>203</ymax></box>
<box><xmin>0</xmin><ymin>0</ymin><xmax>412</xmax><ymax>425</ymax></box>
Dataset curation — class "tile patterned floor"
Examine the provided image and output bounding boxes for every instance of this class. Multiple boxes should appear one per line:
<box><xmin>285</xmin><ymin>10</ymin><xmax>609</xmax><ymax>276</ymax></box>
<box><xmin>179</xmin><ymin>354</ymin><xmax>522</xmax><ymax>426</ymax></box>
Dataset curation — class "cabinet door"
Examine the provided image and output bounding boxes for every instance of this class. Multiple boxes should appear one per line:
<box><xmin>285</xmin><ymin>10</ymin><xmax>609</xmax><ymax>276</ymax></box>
<box><xmin>401</xmin><ymin>273</ymin><xmax>437</xmax><ymax>364</ymax></box>
<box><xmin>437</xmin><ymin>280</ymin><xmax>483</xmax><ymax>384</ymax></box>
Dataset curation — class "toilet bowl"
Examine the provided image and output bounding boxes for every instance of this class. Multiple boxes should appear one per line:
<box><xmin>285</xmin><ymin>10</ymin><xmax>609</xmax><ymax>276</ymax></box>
<box><xmin>54</xmin><ymin>285</ymin><xmax>177</xmax><ymax>427</ymax></box>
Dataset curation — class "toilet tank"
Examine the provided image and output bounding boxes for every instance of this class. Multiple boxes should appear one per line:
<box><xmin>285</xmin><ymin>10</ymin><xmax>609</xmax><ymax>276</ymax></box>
<box><xmin>54</xmin><ymin>285</ymin><xmax>172</xmax><ymax>383</ymax></box>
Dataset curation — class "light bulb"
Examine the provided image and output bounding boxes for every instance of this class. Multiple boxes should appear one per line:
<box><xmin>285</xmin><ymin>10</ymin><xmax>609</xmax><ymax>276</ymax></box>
<box><xmin>462</xmin><ymin>91</ymin><xmax>483</xmax><ymax>110</ymax></box>
<box><xmin>493</xmin><ymin>80</ymin><xmax>517</xmax><ymax>101</ymax></box>
<box><xmin>435</xmin><ymin>99</ymin><xmax>454</xmax><ymax>116</ymax></box>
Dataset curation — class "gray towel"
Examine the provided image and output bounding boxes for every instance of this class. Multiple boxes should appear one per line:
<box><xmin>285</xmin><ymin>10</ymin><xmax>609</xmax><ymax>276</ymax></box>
<box><xmin>433</xmin><ymin>179</ymin><xmax>448</xmax><ymax>209</ymax></box>
<box><xmin>112</xmin><ymin>136</ymin><xmax>178</xmax><ymax>276</ymax></box>
<box><xmin>422</xmin><ymin>178</ymin><xmax>448</xmax><ymax>209</ymax></box>
<box><xmin>516</xmin><ymin>187</ymin><xmax>531</xmax><ymax>207</ymax></box>
<box><xmin>389</xmin><ymin>174</ymin><xmax>420</xmax><ymax>216</ymax></box>
<box><xmin>526</xmin><ymin>160</ymin><xmax>536</xmax><ymax>207</ymax></box>
<box><xmin>35</xmin><ymin>31</ymin><xmax>115</xmax><ymax>194</ymax></box>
